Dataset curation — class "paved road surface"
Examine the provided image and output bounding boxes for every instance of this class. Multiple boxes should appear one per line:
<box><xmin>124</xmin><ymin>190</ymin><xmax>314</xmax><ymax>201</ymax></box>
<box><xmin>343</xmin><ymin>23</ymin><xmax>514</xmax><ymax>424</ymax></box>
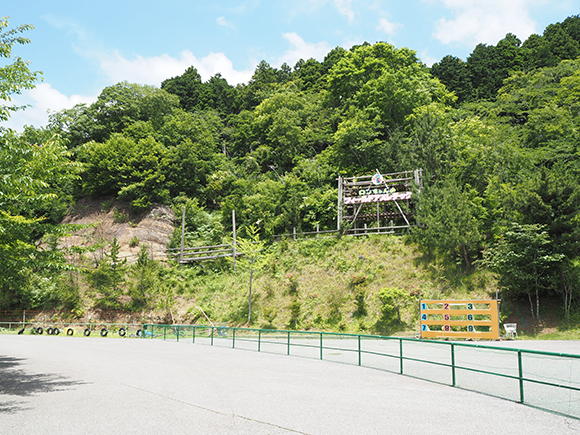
<box><xmin>1</xmin><ymin>335</ymin><xmax>579</xmax><ymax>434</ymax></box>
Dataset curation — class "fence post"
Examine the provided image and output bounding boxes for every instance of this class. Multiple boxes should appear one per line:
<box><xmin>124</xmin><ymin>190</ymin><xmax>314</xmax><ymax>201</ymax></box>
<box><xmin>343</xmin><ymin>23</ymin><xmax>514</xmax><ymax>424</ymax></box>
<box><xmin>399</xmin><ymin>339</ymin><xmax>404</xmax><ymax>374</ymax></box>
<box><xmin>518</xmin><ymin>350</ymin><xmax>525</xmax><ymax>403</ymax></box>
<box><xmin>293</xmin><ymin>227</ymin><xmax>296</xmax><ymax>241</ymax></box>
<box><xmin>176</xmin><ymin>326</ymin><xmax>179</xmax><ymax>343</ymax></box>
<box><xmin>211</xmin><ymin>327</ymin><xmax>214</xmax><ymax>346</ymax></box>
<box><xmin>358</xmin><ymin>335</ymin><xmax>362</xmax><ymax>366</ymax></box>
<box><xmin>287</xmin><ymin>331</ymin><xmax>291</xmax><ymax>355</ymax></box>
<box><xmin>163</xmin><ymin>326</ymin><xmax>166</xmax><ymax>341</ymax></box>
<box><xmin>258</xmin><ymin>330</ymin><xmax>262</xmax><ymax>352</ymax></box>
<box><xmin>232</xmin><ymin>328</ymin><xmax>236</xmax><ymax>349</ymax></box>
<box><xmin>193</xmin><ymin>326</ymin><xmax>196</xmax><ymax>344</ymax></box>
<box><xmin>320</xmin><ymin>332</ymin><xmax>323</xmax><ymax>360</ymax></box>
<box><xmin>451</xmin><ymin>343</ymin><xmax>456</xmax><ymax>387</ymax></box>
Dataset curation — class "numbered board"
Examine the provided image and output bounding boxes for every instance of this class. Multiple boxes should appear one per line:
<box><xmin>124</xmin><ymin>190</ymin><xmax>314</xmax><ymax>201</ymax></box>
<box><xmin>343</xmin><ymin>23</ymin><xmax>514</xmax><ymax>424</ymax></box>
<box><xmin>419</xmin><ymin>300</ymin><xmax>499</xmax><ymax>340</ymax></box>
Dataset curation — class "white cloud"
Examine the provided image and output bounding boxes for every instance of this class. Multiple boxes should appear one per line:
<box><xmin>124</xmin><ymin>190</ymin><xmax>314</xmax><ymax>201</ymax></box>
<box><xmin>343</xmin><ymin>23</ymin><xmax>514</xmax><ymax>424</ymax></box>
<box><xmin>377</xmin><ymin>18</ymin><xmax>402</xmax><ymax>36</ymax></box>
<box><xmin>334</xmin><ymin>0</ymin><xmax>356</xmax><ymax>23</ymax></box>
<box><xmin>216</xmin><ymin>16</ymin><xmax>235</xmax><ymax>28</ymax></box>
<box><xmin>97</xmin><ymin>50</ymin><xmax>254</xmax><ymax>86</ymax></box>
<box><xmin>433</xmin><ymin>0</ymin><xmax>538</xmax><ymax>46</ymax></box>
<box><xmin>276</xmin><ymin>33</ymin><xmax>332</xmax><ymax>67</ymax></box>
<box><xmin>2</xmin><ymin>83</ymin><xmax>97</xmax><ymax>131</ymax></box>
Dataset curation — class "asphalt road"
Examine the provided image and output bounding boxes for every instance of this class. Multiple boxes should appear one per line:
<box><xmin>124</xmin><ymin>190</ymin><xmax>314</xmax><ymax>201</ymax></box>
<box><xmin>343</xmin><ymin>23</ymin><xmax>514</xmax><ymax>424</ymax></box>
<box><xmin>1</xmin><ymin>335</ymin><xmax>580</xmax><ymax>435</ymax></box>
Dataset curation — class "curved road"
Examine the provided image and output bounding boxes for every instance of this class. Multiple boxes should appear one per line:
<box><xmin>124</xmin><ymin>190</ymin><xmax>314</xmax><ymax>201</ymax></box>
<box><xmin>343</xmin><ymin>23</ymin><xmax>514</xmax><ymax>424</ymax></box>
<box><xmin>1</xmin><ymin>335</ymin><xmax>579</xmax><ymax>434</ymax></box>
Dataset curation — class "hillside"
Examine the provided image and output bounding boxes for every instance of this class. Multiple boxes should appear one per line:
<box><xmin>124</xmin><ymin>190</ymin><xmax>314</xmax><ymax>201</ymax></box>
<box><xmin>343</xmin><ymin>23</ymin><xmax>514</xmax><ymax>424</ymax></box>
<box><xmin>61</xmin><ymin>198</ymin><xmax>175</xmax><ymax>264</ymax></box>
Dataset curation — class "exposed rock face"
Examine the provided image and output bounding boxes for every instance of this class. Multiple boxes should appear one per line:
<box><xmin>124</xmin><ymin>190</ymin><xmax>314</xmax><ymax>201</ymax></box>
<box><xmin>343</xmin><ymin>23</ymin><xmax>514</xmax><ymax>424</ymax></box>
<box><xmin>60</xmin><ymin>198</ymin><xmax>175</xmax><ymax>263</ymax></box>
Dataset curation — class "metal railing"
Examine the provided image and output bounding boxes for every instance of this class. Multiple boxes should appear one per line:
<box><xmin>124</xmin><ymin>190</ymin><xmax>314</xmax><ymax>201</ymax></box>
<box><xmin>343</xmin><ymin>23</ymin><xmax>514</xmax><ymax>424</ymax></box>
<box><xmin>143</xmin><ymin>324</ymin><xmax>580</xmax><ymax>420</ymax></box>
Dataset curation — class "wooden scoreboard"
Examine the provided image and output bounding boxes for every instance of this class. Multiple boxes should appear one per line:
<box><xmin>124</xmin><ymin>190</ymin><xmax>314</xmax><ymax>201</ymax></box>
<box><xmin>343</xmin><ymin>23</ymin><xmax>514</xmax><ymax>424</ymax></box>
<box><xmin>419</xmin><ymin>300</ymin><xmax>499</xmax><ymax>340</ymax></box>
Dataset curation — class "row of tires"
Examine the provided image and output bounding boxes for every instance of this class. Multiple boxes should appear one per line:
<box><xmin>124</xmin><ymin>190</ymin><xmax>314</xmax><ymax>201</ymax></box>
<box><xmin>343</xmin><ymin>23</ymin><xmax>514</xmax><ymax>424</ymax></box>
<box><xmin>30</xmin><ymin>326</ymin><xmax>142</xmax><ymax>337</ymax></box>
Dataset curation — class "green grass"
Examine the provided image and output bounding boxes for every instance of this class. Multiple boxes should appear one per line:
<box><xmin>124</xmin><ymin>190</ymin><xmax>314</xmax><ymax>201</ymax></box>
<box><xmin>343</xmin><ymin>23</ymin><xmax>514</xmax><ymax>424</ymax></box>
<box><xmin>171</xmin><ymin>235</ymin><xmax>498</xmax><ymax>335</ymax></box>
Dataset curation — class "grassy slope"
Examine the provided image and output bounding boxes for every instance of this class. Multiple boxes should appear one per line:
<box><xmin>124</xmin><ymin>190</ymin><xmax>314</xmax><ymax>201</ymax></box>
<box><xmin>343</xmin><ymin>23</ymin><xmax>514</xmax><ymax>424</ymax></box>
<box><xmin>166</xmin><ymin>235</ymin><xmax>499</xmax><ymax>335</ymax></box>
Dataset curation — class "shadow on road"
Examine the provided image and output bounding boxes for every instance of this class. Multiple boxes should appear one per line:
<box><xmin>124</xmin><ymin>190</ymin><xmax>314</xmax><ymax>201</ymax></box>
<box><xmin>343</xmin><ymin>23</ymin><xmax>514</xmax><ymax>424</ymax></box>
<box><xmin>0</xmin><ymin>355</ymin><xmax>86</xmax><ymax>413</ymax></box>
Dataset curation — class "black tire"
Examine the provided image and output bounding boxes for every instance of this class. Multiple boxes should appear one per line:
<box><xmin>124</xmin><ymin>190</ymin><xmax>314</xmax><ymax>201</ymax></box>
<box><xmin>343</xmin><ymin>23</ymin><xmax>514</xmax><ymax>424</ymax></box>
<box><xmin>100</xmin><ymin>328</ymin><xmax>108</xmax><ymax>337</ymax></box>
<box><xmin>136</xmin><ymin>329</ymin><xmax>142</xmax><ymax>337</ymax></box>
<box><xmin>118</xmin><ymin>328</ymin><xmax>126</xmax><ymax>337</ymax></box>
<box><xmin>46</xmin><ymin>327</ymin><xmax>53</xmax><ymax>335</ymax></box>
<box><xmin>84</xmin><ymin>328</ymin><xmax>91</xmax><ymax>337</ymax></box>
<box><xmin>67</xmin><ymin>328</ymin><xmax>74</xmax><ymax>336</ymax></box>
<box><xmin>36</xmin><ymin>327</ymin><xmax>43</xmax><ymax>335</ymax></box>
<box><xmin>54</xmin><ymin>328</ymin><xmax>60</xmax><ymax>336</ymax></box>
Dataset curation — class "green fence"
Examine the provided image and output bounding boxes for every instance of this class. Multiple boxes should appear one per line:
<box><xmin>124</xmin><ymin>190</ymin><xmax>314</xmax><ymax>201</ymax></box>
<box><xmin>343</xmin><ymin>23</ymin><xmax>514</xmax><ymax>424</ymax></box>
<box><xmin>143</xmin><ymin>323</ymin><xmax>580</xmax><ymax>420</ymax></box>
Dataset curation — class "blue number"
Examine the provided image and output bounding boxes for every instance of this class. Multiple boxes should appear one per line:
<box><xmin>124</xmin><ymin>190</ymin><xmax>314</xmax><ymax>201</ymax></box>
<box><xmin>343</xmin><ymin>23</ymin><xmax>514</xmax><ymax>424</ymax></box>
<box><xmin>468</xmin><ymin>325</ymin><xmax>474</xmax><ymax>332</ymax></box>
<box><xmin>421</xmin><ymin>303</ymin><xmax>427</xmax><ymax>310</ymax></box>
<box><xmin>467</xmin><ymin>303</ymin><xmax>473</xmax><ymax>310</ymax></box>
<box><xmin>421</xmin><ymin>325</ymin><xmax>428</xmax><ymax>331</ymax></box>
<box><xmin>421</xmin><ymin>314</ymin><xmax>427</xmax><ymax>320</ymax></box>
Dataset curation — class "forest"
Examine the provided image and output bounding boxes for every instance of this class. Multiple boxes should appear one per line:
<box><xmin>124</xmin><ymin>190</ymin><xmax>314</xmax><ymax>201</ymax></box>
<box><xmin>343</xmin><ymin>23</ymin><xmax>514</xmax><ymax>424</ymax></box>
<box><xmin>2</xmin><ymin>15</ymin><xmax>580</xmax><ymax>333</ymax></box>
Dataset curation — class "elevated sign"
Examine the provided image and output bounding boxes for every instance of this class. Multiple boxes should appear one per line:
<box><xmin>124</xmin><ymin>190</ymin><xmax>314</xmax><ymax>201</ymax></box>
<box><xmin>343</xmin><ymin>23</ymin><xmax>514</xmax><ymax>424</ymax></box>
<box><xmin>338</xmin><ymin>169</ymin><xmax>422</xmax><ymax>234</ymax></box>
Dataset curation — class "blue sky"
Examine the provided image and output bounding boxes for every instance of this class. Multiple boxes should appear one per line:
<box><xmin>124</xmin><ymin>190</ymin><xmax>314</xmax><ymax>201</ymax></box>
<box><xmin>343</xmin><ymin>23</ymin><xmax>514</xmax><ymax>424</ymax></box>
<box><xmin>3</xmin><ymin>0</ymin><xmax>579</xmax><ymax>131</ymax></box>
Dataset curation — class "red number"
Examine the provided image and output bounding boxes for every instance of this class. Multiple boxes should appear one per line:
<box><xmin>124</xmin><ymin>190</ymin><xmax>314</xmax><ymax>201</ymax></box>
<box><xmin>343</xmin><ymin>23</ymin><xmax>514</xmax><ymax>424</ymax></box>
<box><xmin>444</xmin><ymin>314</ymin><xmax>450</xmax><ymax>321</ymax></box>
<box><xmin>444</xmin><ymin>325</ymin><xmax>450</xmax><ymax>332</ymax></box>
<box><xmin>443</xmin><ymin>303</ymin><xmax>449</xmax><ymax>310</ymax></box>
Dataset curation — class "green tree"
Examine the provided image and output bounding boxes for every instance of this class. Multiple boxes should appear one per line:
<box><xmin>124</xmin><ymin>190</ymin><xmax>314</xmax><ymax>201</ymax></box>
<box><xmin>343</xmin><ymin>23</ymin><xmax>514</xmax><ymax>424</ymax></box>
<box><xmin>482</xmin><ymin>224</ymin><xmax>564</xmax><ymax>319</ymax></box>
<box><xmin>128</xmin><ymin>244</ymin><xmax>158</xmax><ymax>310</ymax></box>
<box><xmin>413</xmin><ymin>177</ymin><xmax>483</xmax><ymax>269</ymax></box>
<box><xmin>0</xmin><ymin>132</ymin><xmax>81</xmax><ymax>308</ymax></box>
<box><xmin>430</xmin><ymin>55</ymin><xmax>473</xmax><ymax>103</ymax></box>
<box><xmin>233</xmin><ymin>224</ymin><xmax>269</xmax><ymax>323</ymax></box>
<box><xmin>89</xmin><ymin>237</ymin><xmax>126</xmax><ymax>310</ymax></box>
<box><xmin>0</xmin><ymin>16</ymin><xmax>42</xmax><ymax>121</ymax></box>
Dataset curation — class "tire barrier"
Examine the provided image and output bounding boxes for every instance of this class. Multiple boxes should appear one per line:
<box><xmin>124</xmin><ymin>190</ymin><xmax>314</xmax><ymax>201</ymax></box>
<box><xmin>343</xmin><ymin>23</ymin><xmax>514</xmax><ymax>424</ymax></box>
<box><xmin>19</xmin><ymin>324</ymin><xmax>144</xmax><ymax>338</ymax></box>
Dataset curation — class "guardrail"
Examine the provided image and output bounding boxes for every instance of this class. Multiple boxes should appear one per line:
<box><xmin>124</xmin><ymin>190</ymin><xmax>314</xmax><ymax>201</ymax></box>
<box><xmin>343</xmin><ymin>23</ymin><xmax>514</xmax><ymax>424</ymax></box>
<box><xmin>143</xmin><ymin>324</ymin><xmax>580</xmax><ymax>420</ymax></box>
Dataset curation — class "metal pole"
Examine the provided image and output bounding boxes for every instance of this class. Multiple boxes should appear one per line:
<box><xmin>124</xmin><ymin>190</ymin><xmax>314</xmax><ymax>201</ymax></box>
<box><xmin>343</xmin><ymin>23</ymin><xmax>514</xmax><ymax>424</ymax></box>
<box><xmin>518</xmin><ymin>350</ymin><xmax>525</xmax><ymax>403</ymax></box>
<box><xmin>399</xmin><ymin>339</ymin><xmax>404</xmax><ymax>374</ymax></box>
<box><xmin>320</xmin><ymin>332</ymin><xmax>323</xmax><ymax>360</ymax></box>
<box><xmin>232</xmin><ymin>210</ymin><xmax>237</xmax><ymax>271</ymax></box>
<box><xmin>232</xmin><ymin>328</ymin><xmax>236</xmax><ymax>348</ymax></box>
<box><xmin>358</xmin><ymin>335</ymin><xmax>362</xmax><ymax>366</ymax></box>
<box><xmin>258</xmin><ymin>330</ymin><xmax>262</xmax><ymax>352</ymax></box>
<box><xmin>179</xmin><ymin>206</ymin><xmax>186</xmax><ymax>265</ymax></box>
<box><xmin>451</xmin><ymin>343</ymin><xmax>456</xmax><ymax>387</ymax></box>
<box><xmin>337</xmin><ymin>175</ymin><xmax>342</xmax><ymax>231</ymax></box>
<box><xmin>287</xmin><ymin>331</ymin><xmax>291</xmax><ymax>355</ymax></box>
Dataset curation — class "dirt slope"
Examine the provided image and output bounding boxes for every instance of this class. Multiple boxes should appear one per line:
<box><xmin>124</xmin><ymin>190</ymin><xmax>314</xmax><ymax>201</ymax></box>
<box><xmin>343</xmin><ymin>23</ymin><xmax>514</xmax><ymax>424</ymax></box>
<box><xmin>61</xmin><ymin>198</ymin><xmax>175</xmax><ymax>263</ymax></box>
